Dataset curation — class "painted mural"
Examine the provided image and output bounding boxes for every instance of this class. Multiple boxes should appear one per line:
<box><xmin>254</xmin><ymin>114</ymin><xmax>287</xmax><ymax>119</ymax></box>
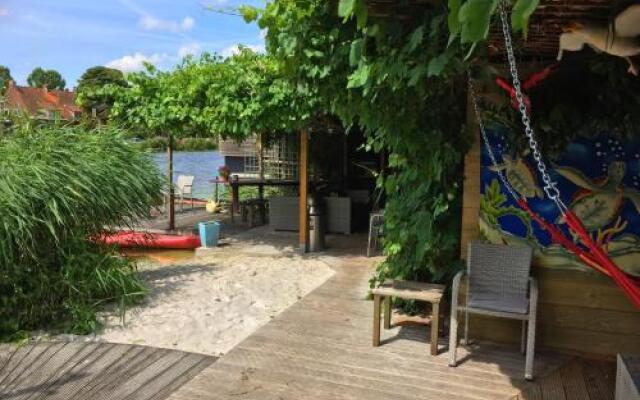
<box><xmin>480</xmin><ymin>126</ymin><xmax>640</xmax><ymax>277</ymax></box>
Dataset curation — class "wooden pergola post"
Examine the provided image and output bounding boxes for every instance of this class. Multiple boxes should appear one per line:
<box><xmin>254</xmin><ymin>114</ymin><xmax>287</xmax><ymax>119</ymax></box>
<box><xmin>167</xmin><ymin>133</ymin><xmax>175</xmax><ymax>231</ymax></box>
<box><xmin>299</xmin><ymin>129</ymin><xmax>309</xmax><ymax>252</ymax></box>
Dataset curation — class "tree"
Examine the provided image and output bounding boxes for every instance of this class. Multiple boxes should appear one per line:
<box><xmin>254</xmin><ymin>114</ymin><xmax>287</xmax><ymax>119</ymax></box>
<box><xmin>0</xmin><ymin>66</ymin><xmax>12</xmax><ymax>94</ymax></box>
<box><xmin>107</xmin><ymin>59</ymin><xmax>222</xmax><ymax>229</ymax></box>
<box><xmin>253</xmin><ymin>0</ymin><xmax>471</xmax><ymax>288</ymax></box>
<box><xmin>107</xmin><ymin>50</ymin><xmax>314</xmax><ymax>229</ymax></box>
<box><xmin>76</xmin><ymin>66</ymin><xmax>128</xmax><ymax>120</ymax></box>
<box><xmin>27</xmin><ymin>67</ymin><xmax>66</xmax><ymax>90</ymax></box>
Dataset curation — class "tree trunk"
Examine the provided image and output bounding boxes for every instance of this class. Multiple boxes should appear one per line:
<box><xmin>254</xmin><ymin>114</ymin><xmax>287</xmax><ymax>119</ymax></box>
<box><xmin>167</xmin><ymin>134</ymin><xmax>175</xmax><ymax>231</ymax></box>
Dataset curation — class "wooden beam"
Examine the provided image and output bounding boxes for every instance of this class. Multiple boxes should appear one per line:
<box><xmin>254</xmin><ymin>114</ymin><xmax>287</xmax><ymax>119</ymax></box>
<box><xmin>298</xmin><ymin>129</ymin><xmax>309</xmax><ymax>252</ymax></box>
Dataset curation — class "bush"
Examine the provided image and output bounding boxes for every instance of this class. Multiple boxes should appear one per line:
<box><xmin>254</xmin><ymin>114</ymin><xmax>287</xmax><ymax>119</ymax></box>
<box><xmin>0</xmin><ymin>126</ymin><xmax>164</xmax><ymax>338</ymax></box>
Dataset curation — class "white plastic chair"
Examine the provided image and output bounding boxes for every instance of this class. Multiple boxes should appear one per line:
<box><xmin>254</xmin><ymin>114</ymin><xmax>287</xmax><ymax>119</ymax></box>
<box><xmin>176</xmin><ymin>175</ymin><xmax>195</xmax><ymax>211</ymax></box>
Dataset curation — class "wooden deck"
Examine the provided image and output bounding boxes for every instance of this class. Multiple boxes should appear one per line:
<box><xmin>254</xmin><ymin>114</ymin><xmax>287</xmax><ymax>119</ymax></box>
<box><xmin>0</xmin><ymin>342</ymin><xmax>215</xmax><ymax>400</ymax></box>
<box><xmin>167</xmin><ymin>252</ymin><xmax>615</xmax><ymax>400</ymax></box>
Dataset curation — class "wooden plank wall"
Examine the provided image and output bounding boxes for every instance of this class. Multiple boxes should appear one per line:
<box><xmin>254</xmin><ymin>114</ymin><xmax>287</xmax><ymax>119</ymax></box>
<box><xmin>459</xmin><ymin>92</ymin><xmax>640</xmax><ymax>357</ymax></box>
<box><xmin>460</xmin><ymin>93</ymin><xmax>482</xmax><ymax>261</ymax></box>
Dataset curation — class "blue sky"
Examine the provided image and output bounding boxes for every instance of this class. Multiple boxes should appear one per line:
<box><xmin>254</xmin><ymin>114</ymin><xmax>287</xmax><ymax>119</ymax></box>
<box><xmin>0</xmin><ymin>0</ymin><xmax>265</xmax><ymax>87</ymax></box>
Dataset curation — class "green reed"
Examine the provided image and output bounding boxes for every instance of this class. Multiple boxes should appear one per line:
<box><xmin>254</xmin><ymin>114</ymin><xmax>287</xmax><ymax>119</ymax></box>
<box><xmin>0</xmin><ymin>126</ymin><xmax>164</xmax><ymax>338</ymax></box>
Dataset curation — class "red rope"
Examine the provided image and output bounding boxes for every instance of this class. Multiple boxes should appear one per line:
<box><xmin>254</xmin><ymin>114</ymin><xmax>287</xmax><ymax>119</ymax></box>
<box><xmin>515</xmin><ymin>199</ymin><xmax>640</xmax><ymax>308</ymax></box>
<box><xmin>564</xmin><ymin>211</ymin><xmax>640</xmax><ymax>309</ymax></box>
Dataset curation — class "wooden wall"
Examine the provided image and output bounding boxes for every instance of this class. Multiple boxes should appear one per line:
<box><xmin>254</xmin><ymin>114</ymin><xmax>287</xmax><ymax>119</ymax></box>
<box><xmin>460</xmin><ymin>93</ymin><xmax>481</xmax><ymax>260</ymax></box>
<box><xmin>459</xmin><ymin>92</ymin><xmax>640</xmax><ymax>356</ymax></box>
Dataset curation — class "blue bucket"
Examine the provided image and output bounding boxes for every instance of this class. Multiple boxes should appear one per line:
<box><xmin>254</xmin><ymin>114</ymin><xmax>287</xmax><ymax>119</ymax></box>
<box><xmin>198</xmin><ymin>220</ymin><xmax>220</xmax><ymax>248</ymax></box>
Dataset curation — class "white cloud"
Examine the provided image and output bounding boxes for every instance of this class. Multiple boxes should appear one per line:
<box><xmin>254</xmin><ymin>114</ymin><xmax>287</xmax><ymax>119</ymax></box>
<box><xmin>106</xmin><ymin>52</ymin><xmax>168</xmax><ymax>72</ymax></box>
<box><xmin>220</xmin><ymin>44</ymin><xmax>265</xmax><ymax>58</ymax></box>
<box><xmin>139</xmin><ymin>15</ymin><xmax>195</xmax><ymax>33</ymax></box>
<box><xmin>181</xmin><ymin>17</ymin><xmax>195</xmax><ymax>31</ymax></box>
<box><xmin>178</xmin><ymin>42</ymin><xmax>202</xmax><ymax>58</ymax></box>
<box><xmin>0</xmin><ymin>8</ymin><xmax>9</xmax><ymax>17</ymax></box>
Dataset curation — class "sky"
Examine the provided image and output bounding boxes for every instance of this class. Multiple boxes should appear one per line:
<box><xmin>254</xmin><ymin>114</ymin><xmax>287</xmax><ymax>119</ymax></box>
<box><xmin>0</xmin><ymin>0</ymin><xmax>266</xmax><ymax>87</ymax></box>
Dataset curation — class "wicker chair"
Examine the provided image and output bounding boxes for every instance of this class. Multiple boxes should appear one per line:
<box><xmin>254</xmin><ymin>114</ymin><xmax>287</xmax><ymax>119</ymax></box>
<box><xmin>448</xmin><ymin>242</ymin><xmax>538</xmax><ymax>380</ymax></box>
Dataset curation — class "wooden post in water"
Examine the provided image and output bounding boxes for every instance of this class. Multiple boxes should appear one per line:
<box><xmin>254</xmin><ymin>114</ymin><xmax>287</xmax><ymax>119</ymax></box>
<box><xmin>167</xmin><ymin>133</ymin><xmax>175</xmax><ymax>231</ymax></box>
<box><xmin>298</xmin><ymin>129</ymin><xmax>309</xmax><ymax>253</ymax></box>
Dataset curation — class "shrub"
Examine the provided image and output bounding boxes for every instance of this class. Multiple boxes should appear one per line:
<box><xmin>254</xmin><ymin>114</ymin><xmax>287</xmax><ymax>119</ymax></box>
<box><xmin>0</xmin><ymin>126</ymin><xmax>164</xmax><ymax>338</ymax></box>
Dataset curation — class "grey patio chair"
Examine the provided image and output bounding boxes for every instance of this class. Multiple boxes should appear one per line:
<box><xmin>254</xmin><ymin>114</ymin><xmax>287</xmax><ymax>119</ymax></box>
<box><xmin>448</xmin><ymin>242</ymin><xmax>538</xmax><ymax>380</ymax></box>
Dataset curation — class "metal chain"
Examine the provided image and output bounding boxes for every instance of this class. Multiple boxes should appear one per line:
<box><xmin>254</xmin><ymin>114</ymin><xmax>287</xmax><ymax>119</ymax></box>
<box><xmin>468</xmin><ymin>77</ymin><xmax>520</xmax><ymax>201</ymax></box>
<box><xmin>498</xmin><ymin>2</ymin><xmax>567</xmax><ymax>212</ymax></box>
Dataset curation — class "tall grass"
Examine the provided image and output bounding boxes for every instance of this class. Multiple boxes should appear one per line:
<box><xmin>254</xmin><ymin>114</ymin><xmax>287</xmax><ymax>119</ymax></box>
<box><xmin>0</xmin><ymin>126</ymin><xmax>164</xmax><ymax>338</ymax></box>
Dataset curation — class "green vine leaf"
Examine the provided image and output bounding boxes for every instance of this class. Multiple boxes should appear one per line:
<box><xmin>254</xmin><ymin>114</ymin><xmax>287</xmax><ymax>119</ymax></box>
<box><xmin>511</xmin><ymin>0</ymin><xmax>539</xmax><ymax>38</ymax></box>
<box><xmin>238</xmin><ymin>5</ymin><xmax>259</xmax><ymax>23</ymax></box>
<box><xmin>427</xmin><ymin>54</ymin><xmax>449</xmax><ymax>77</ymax></box>
<box><xmin>459</xmin><ymin>0</ymin><xmax>499</xmax><ymax>44</ymax></box>
<box><xmin>338</xmin><ymin>0</ymin><xmax>355</xmax><ymax>19</ymax></box>
<box><xmin>347</xmin><ymin>64</ymin><xmax>370</xmax><ymax>88</ymax></box>
<box><xmin>349</xmin><ymin>38</ymin><xmax>363</xmax><ymax>67</ymax></box>
<box><xmin>447</xmin><ymin>0</ymin><xmax>462</xmax><ymax>41</ymax></box>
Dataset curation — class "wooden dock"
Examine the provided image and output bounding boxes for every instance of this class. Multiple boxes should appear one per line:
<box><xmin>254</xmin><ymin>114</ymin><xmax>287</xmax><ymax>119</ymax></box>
<box><xmin>0</xmin><ymin>342</ymin><xmax>215</xmax><ymax>400</ymax></box>
<box><xmin>166</xmin><ymin>253</ymin><xmax>614</xmax><ymax>400</ymax></box>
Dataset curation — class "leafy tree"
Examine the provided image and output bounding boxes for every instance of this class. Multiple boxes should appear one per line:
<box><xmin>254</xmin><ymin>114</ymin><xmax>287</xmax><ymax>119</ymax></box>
<box><xmin>27</xmin><ymin>67</ymin><xmax>66</xmax><ymax>90</ymax></box>
<box><xmin>107</xmin><ymin>50</ymin><xmax>315</xmax><ymax>229</ymax></box>
<box><xmin>252</xmin><ymin>0</ymin><xmax>472</xmax><ymax>290</ymax></box>
<box><xmin>76</xmin><ymin>66</ymin><xmax>127</xmax><ymax>119</ymax></box>
<box><xmin>0</xmin><ymin>65</ymin><xmax>12</xmax><ymax>94</ymax></box>
<box><xmin>203</xmin><ymin>47</ymin><xmax>314</xmax><ymax>139</ymax></box>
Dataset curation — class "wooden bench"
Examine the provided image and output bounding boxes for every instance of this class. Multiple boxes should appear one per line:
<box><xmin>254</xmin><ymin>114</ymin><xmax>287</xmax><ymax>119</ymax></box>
<box><xmin>371</xmin><ymin>280</ymin><xmax>445</xmax><ymax>356</ymax></box>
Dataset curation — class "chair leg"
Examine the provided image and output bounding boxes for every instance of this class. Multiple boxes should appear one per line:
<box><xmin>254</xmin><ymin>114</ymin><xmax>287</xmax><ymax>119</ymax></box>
<box><xmin>525</xmin><ymin>314</ymin><xmax>536</xmax><ymax>380</ymax></box>
<box><xmin>448</xmin><ymin>296</ymin><xmax>459</xmax><ymax>367</ymax></box>
<box><xmin>521</xmin><ymin>320</ymin><xmax>527</xmax><ymax>355</ymax></box>
<box><xmin>463</xmin><ymin>309</ymin><xmax>470</xmax><ymax>345</ymax></box>
<box><xmin>383</xmin><ymin>296</ymin><xmax>391</xmax><ymax>329</ymax></box>
<box><xmin>449</xmin><ymin>304</ymin><xmax>458</xmax><ymax>367</ymax></box>
<box><xmin>367</xmin><ymin>217</ymin><xmax>374</xmax><ymax>257</ymax></box>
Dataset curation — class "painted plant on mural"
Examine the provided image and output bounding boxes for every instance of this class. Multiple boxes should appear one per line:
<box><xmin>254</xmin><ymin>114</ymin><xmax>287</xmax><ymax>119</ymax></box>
<box><xmin>480</xmin><ymin>126</ymin><xmax>640</xmax><ymax>277</ymax></box>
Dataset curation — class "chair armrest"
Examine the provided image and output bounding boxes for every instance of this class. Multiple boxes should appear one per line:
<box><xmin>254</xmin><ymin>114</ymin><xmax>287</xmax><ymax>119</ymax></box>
<box><xmin>451</xmin><ymin>270</ymin><xmax>466</xmax><ymax>305</ymax></box>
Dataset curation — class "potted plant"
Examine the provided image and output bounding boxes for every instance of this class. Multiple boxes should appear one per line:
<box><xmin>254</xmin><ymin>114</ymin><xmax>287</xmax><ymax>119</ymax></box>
<box><xmin>218</xmin><ymin>165</ymin><xmax>231</xmax><ymax>183</ymax></box>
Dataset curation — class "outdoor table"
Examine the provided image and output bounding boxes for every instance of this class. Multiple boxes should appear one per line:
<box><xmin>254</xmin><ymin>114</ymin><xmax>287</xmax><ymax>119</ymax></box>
<box><xmin>371</xmin><ymin>280</ymin><xmax>445</xmax><ymax>356</ymax></box>
<box><xmin>210</xmin><ymin>177</ymin><xmax>299</xmax><ymax>221</ymax></box>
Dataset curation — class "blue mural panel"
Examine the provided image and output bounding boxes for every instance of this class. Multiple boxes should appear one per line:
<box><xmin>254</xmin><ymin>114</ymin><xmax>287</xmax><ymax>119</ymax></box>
<box><xmin>480</xmin><ymin>126</ymin><xmax>640</xmax><ymax>276</ymax></box>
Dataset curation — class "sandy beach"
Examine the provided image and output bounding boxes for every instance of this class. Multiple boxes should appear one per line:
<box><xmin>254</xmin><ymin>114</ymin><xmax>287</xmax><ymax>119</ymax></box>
<box><xmin>94</xmin><ymin>237</ymin><xmax>335</xmax><ymax>356</ymax></box>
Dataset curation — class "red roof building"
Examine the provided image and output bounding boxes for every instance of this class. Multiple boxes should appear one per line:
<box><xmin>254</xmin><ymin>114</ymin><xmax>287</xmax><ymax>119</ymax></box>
<box><xmin>2</xmin><ymin>81</ymin><xmax>81</xmax><ymax>121</ymax></box>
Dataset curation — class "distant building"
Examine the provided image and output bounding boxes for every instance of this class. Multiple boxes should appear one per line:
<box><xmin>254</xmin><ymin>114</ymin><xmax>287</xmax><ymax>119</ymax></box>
<box><xmin>218</xmin><ymin>135</ymin><xmax>299</xmax><ymax>180</ymax></box>
<box><xmin>2</xmin><ymin>81</ymin><xmax>81</xmax><ymax>121</ymax></box>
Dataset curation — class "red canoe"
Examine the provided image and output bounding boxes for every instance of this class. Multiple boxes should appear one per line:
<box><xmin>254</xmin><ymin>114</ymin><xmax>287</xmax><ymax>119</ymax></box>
<box><xmin>98</xmin><ymin>231</ymin><xmax>201</xmax><ymax>249</ymax></box>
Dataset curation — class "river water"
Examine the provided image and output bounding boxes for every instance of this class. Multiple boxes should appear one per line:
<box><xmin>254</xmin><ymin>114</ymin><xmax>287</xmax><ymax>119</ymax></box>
<box><xmin>151</xmin><ymin>151</ymin><xmax>226</xmax><ymax>199</ymax></box>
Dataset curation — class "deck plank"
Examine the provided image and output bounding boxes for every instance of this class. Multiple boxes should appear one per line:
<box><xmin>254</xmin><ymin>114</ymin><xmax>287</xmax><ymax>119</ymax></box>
<box><xmin>167</xmin><ymin>255</ymin><xmax>572</xmax><ymax>400</ymax></box>
<box><xmin>0</xmin><ymin>343</ymin><xmax>215</xmax><ymax>400</ymax></box>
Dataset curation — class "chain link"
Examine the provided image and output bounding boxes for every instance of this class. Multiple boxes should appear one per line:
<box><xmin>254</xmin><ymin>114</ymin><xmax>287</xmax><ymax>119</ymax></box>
<box><xmin>468</xmin><ymin>77</ymin><xmax>520</xmax><ymax>201</ymax></box>
<box><xmin>497</xmin><ymin>2</ymin><xmax>566</xmax><ymax>211</ymax></box>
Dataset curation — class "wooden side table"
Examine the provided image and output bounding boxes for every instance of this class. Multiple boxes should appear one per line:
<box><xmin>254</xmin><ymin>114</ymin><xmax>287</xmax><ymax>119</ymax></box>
<box><xmin>371</xmin><ymin>280</ymin><xmax>445</xmax><ymax>356</ymax></box>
